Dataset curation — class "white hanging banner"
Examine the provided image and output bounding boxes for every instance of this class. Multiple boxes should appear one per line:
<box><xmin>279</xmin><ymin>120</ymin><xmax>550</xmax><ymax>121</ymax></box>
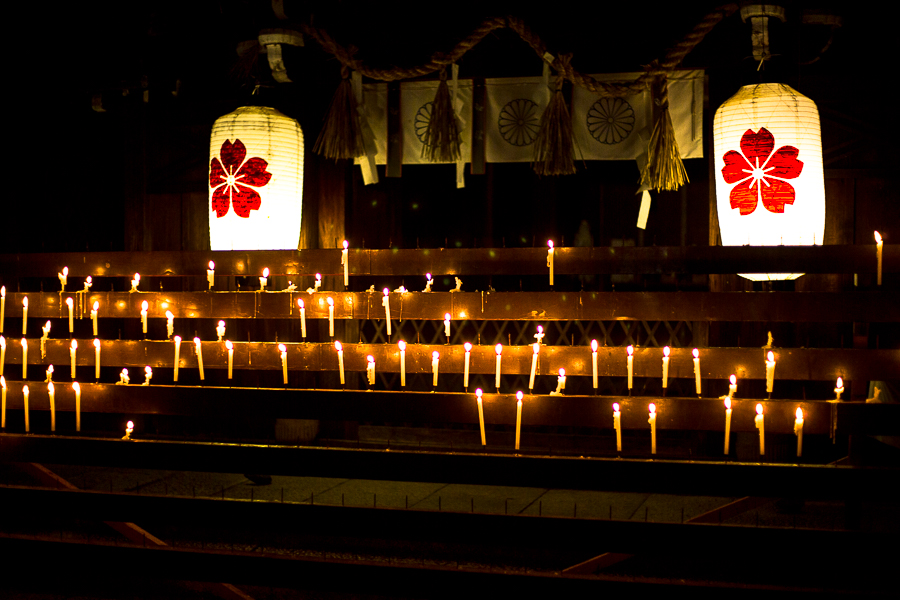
<box><xmin>484</xmin><ymin>76</ymin><xmax>548</xmax><ymax>163</ymax></box>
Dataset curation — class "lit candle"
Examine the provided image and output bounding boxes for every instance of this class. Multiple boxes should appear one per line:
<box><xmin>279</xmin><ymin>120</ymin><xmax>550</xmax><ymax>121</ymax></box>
<box><xmin>45</xmin><ymin>364</ymin><xmax>53</xmax><ymax>383</ymax></box>
<box><xmin>765</xmin><ymin>351</ymin><xmax>776</xmax><ymax>395</ymax></box>
<box><xmin>69</xmin><ymin>340</ymin><xmax>77</xmax><ymax>379</ymax></box>
<box><xmin>494</xmin><ymin>343</ymin><xmax>503</xmax><ymax>390</ymax></box>
<box><xmin>0</xmin><ymin>286</ymin><xmax>5</xmax><ymax>333</ymax></box>
<box><xmin>165</xmin><ymin>311</ymin><xmax>174</xmax><ymax>338</ymax></box>
<box><xmin>692</xmin><ymin>348</ymin><xmax>701</xmax><ymax>396</ymax></box>
<box><xmin>143</xmin><ymin>366</ymin><xmax>152</xmax><ymax>386</ymax></box>
<box><xmin>382</xmin><ymin>289</ymin><xmax>392</xmax><ymax>337</ymax></box>
<box><xmin>342</xmin><ymin>240</ymin><xmax>349</xmax><ymax>286</ymax></box>
<box><xmin>58</xmin><ymin>267</ymin><xmax>68</xmax><ymax>292</ymax></box>
<box><xmin>207</xmin><ymin>260</ymin><xmax>215</xmax><ymax>289</ymax></box>
<box><xmin>259</xmin><ymin>267</ymin><xmax>269</xmax><ymax>291</ymax></box>
<box><xmin>83</xmin><ymin>276</ymin><xmax>92</xmax><ymax>293</ymax></box>
<box><xmin>335</xmin><ymin>341</ymin><xmax>345</xmax><ymax>385</ymax></box>
<box><xmin>173</xmin><ymin>336</ymin><xmax>181</xmax><ymax>382</ymax></box>
<box><xmin>40</xmin><ymin>321</ymin><xmax>50</xmax><ymax>359</ymax></box>
<box><xmin>72</xmin><ymin>381</ymin><xmax>80</xmax><ymax>432</ymax></box>
<box><xmin>124</xmin><ymin>420</ymin><xmax>133</xmax><ymax>440</ymax></box>
<box><xmin>398</xmin><ymin>340</ymin><xmax>406</xmax><ymax>387</ymax></box>
<box><xmin>23</xmin><ymin>384</ymin><xmax>29</xmax><ymax>432</ymax></box>
<box><xmin>118</xmin><ymin>368</ymin><xmax>129</xmax><ymax>385</ymax></box>
<box><xmin>534</xmin><ymin>325</ymin><xmax>545</xmax><ymax>345</ymax></box>
<box><xmin>444</xmin><ymin>313</ymin><xmax>451</xmax><ymax>340</ymax></box>
<box><xmin>366</xmin><ymin>355</ymin><xmax>375</xmax><ymax>386</ymax></box>
<box><xmin>613</xmin><ymin>402</ymin><xmax>622</xmax><ymax>452</ymax></box>
<box><xmin>728</xmin><ymin>374</ymin><xmax>737</xmax><ymax>399</ymax></box>
<box><xmin>626</xmin><ymin>345</ymin><xmax>634</xmax><ymax>392</ymax></box>
<box><xmin>225</xmin><ymin>340</ymin><xmax>233</xmax><ymax>380</ymax></box>
<box><xmin>755</xmin><ymin>403</ymin><xmax>765</xmax><ymax>455</ymax></box>
<box><xmin>141</xmin><ymin>301</ymin><xmax>149</xmax><ymax>334</ymax></box>
<box><xmin>0</xmin><ymin>336</ymin><xmax>5</xmax><ymax>377</ymax></box>
<box><xmin>661</xmin><ymin>346</ymin><xmax>670</xmax><ymax>390</ymax></box>
<box><xmin>528</xmin><ymin>343</ymin><xmax>539</xmax><ymax>390</ymax></box>
<box><xmin>875</xmin><ymin>231</ymin><xmax>883</xmax><ymax>286</ymax></box>
<box><xmin>92</xmin><ymin>302</ymin><xmax>100</xmax><ymax>336</ymax></box>
<box><xmin>93</xmin><ymin>339</ymin><xmax>101</xmax><ymax>380</ymax></box>
<box><xmin>591</xmin><ymin>340</ymin><xmax>599</xmax><ymax>390</ymax></box>
<box><xmin>48</xmin><ymin>382</ymin><xmax>56</xmax><ymax>432</ymax></box>
<box><xmin>0</xmin><ymin>376</ymin><xmax>5</xmax><ymax>428</ymax></box>
<box><xmin>475</xmin><ymin>388</ymin><xmax>486</xmax><ymax>446</ymax></box>
<box><xmin>21</xmin><ymin>338</ymin><xmax>27</xmax><ymax>379</ymax></box>
<box><xmin>424</xmin><ymin>273</ymin><xmax>433</xmax><ymax>292</ymax></box>
<box><xmin>463</xmin><ymin>342</ymin><xmax>472</xmax><ymax>389</ymax></box>
<box><xmin>724</xmin><ymin>397</ymin><xmax>732</xmax><ymax>455</ymax></box>
<box><xmin>834</xmin><ymin>377</ymin><xmax>844</xmax><ymax>400</ymax></box>
<box><xmin>279</xmin><ymin>343</ymin><xmax>288</xmax><ymax>384</ymax></box>
<box><xmin>298</xmin><ymin>299</ymin><xmax>307</xmax><ymax>339</ymax></box>
<box><xmin>22</xmin><ymin>297</ymin><xmax>27</xmax><ymax>336</ymax></box>
<box><xmin>327</xmin><ymin>297</ymin><xmax>335</xmax><ymax>337</ymax></box>
<box><xmin>547</xmin><ymin>240</ymin><xmax>554</xmax><ymax>286</ymax></box>
<box><xmin>216</xmin><ymin>320</ymin><xmax>225</xmax><ymax>342</ymax></box>
<box><xmin>194</xmin><ymin>337</ymin><xmax>204</xmax><ymax>380</ymax></box>
<box><xmin>432</xmin><ymin>351</ymin><xmax>440</xmax><ymax>387</ymax></box>
<box><xmin>794</xmin><ymin>406</ymin><xmax>804</xmax><ymax>458</ymax></box>
<box><xmin>648</xmin><ymin>403</ymin><xmax>657</xmax><ymax>454</ymax></box>
<box><xmin>551</xmin><ymin>367</ymin><xmax>567</xmax><ymax>395</ymax></box>
<box><xmin>66</xmin><ymin>297</ymin><xmax>74</xmax><ymax>334</ymax></box>
<box><xmin>314</xmin><ymin>273</ymin><xmax>322</xmax><ymax>292</ymax></box>
<box><xmin>131</xmin><ymin>273</ymin><xmax>140</xmax><ymax>293</ymax></box>
<box><xmin>515</xmin><ymin>390</ymin><xmax>524</xmax><ymax>450</ymax></box>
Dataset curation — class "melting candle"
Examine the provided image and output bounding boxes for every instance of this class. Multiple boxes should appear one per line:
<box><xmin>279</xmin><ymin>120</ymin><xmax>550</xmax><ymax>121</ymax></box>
<box><xmin>534</xmin><ymin>325</ymin><xmax>545</xmax><ymax>345</ymax></box>
<box><xmin>40</xmin><ymin>321</ymin><xmax>50</xmax><ymax>359</ymax></box>
<box><xmin>259</xmin><ymin>267</ymin><xmax>269</xmax><ymax>291</ymax></box>
<box><xmin>755</xmin><ymin>404</ymin><xmax>765</xmax><ymax>455</ymax></box>
<box><xmin>794</xmin><ymin>407</ymin><xmax>804</xmax><ymax>457</ymax></box>
<box><xmin>515</xmin><ymin>390</ymin><xmax>524</xmax><ymax>450</ymax></box>
<box><xmin>207</xmin><ymin>260</ymin><xmax>215</xmax><ymax>289</ymax></box>
<box><xmin>124</xmin><ymin>420</ymin><xmax>133</xmax><ymax>440</ymax></box>
<box><xmin>48</xmin><ymin>382</ymin><xmax>56</xmax><ymax>432</ymax></box>
<box><xmin>194</xmin><ymin>337</ymin><xmax>204</xmax><ymax>380</ymax></box>
<box><xmin>444</xmin><ymin>313</ymin><xmax>451</xmax><ymax>339</ymax></box>
<box><xmin>143</xmin><ymin>365</ymin><xmax>152</xmax><ymax>386</ymax></box>
<box><xmin>547</xmin><ymin>240</ymin><xmax>554</xmax><ymax>286</ymax></box>
<box><xmin>93</xmin><ymin>339</ymin><xmax>101</xmax><ymax>380</ymax></box>
<box><xmin>92</xmin><ymin>302</ymin><xmax>100</xmax><ymax>336</ymax></box>
<box><xmin>279</xmin><ymin>343</ymin><xmax>288</xmax><ymax>384</ymax></box>
<box><xmin>529</xmin><ymin>343</ymin><xmax>539</xmax><ymax>390</ymax></box>
<box><xmin>216</xmin><ymin>320</ymin><xmax>225</xmax><ymax>342</ymax></box>
<box><xmin>613</xmin><ymin>402</ymin><xmax>622</xmax><ymax>452</ymax></box>
<box><xmin>225</xmin><ymin>340</ymin><xmax>233</xmax><ymax>380</ymax></box>
<box><xmin>69</xmin><ymin>340</ymin><xmax>77</xmax><ymax>379</ymax></box>
<box><xmin>648</xmin><ymin>403</ymin><xmax>657</xmax><ymax>454</ymax></box>
<box><xmin>728</xmin><ymin>374</ymin><xmax>737</xmax><ymax>399</ymax></box>
<box><xmin>475</xmin><ymin>388</ymin><xmax>486</xmax><ymax>446</ymax></box>
<box><xmin>662</xmin><ymin>346</ymin><xmax>670</xmax><ymax>389</ymax></box>
<box><xmin>73</xmin><ymin>381</ymin><xmax>80</xmax><ymax>431</ymax></box>
<box><xmin>66</xmin><ymin>297</ymin><xmax>74</xmax><ymax>334</ymax></box>
<box><xmin>366</xmin><ymin>355</ymin><xmax>376</xmax><ymax>386</ymax></box>
<box><xmin>591</xmin><ymin>340</ymin><xmax>599</xmax><ymax>390</ymax></box>
<box><xmin>314</xmin><ymin>273</ymin><xmax>322</xmax><ymax>292</ymax></box>
<box><xmin>140</xmin><ymin>301</ymin><xmax>149</xmax><ymax>334</ymax></box>
<box><xmin>298</xmin><ymin>299</ymin><xmax>307</xmax><ymax>339</ymax></box>
<box><xmin>875</xmin><ymin>231</ymin><xmax>883</xmax><ymax>286</ymax></box>
<box><xmin>382</xmin><ymin>289</ymin><xmax>392</xmax><ymax>337</ymax></box>
<box><xmin>463</xmin><ymin>342</ymin><xmax>472</xmax><ymax>389</ymax></box>
<box><xmin>327</xmin><ymin>297</ymin><xmax>335</xmax><ymax>337</ymax></box>
<box><xmin>494</xmin><ymin>344</ymin><xmax>503</xmax><ymax>390</ymax></box>
<box><xmin>626</xmin><ymin>345</ymin><xmax>634</xmax><ymax>391</ymax></box>
<box><xmin>765</xmin><ymin>351</ymin><xmax>776</xmax><ymax>394</ymax></box>
<box><xmin>342</xmin><ymin>240</ymin><xmax>349</xmax><ymax>286</ymax></box>
<box><xmin>432</xmin><ymin>351</ymin><xmax>440</xmax><ymax>387</ymax></box>
<box><xmin>335</xmin><ymin>341</ymin><xmax>344</xmax><ymax>385</ymax></box>
<box><xmin>398</xmin><ymin>340</ymin><xmax>406</xmax><ymax>387</ymax></box>
<box><xmin>131</xmin><ymin>273</ymin><xmax>140</xmax><ymax>293</ymax></box>
<box><xmin>165</xmin><ymin>311</ymin><xmax>174</xmax><ymax>338</ymax></box>
<box><xmin>724</xmin><ymin>397</ymin><xmax>732</xmax><ymax>455</ymax></box>
<box><xmin>692</xmin><ymin>348</ymin><xmax>701</xmax><ymax>396</ymax></box>
<box><xmin>173</xmin><ymin>336</ymin><xmax>181</xmax><ymax>382</ymax></box>
<box><xmin>118</xmin><ymin>368</ymin><xmax>128</xmax><ymax>385</ymax></box>
<box><xmin>424</xmin><ymin>273</ymin><xmax>433</xmax><ymax>292</ymax></box>
<box><xmin>83</xmin><ymin>276</ymin><xmax>92</xmax><ymax>292</ymax></box>
<box><xmin>834</xmin><ymin>377</ymin><xmax>844</xmax><ymax>400</ymax></box>
<box><xmin>58</xmin><ymin>267</ymin><xmax>68</xmax><ymax>292</ymax></box>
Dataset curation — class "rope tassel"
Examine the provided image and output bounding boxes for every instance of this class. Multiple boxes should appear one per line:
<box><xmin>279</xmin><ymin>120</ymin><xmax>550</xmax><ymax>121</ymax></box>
<box><xmin>533</xmin><ymin>54</ymin><xmax>575</xmax><ymax>176</ymax></box>
<box><xmin>313</xmin><ymin>71</ymin><xmax>365</xmax><ymax>160</ymax></box>
<box><xmin>640</xmin><ymin>74</ymin><xmax>689</xmax><ymax>191</ymax></box>
<box><xmin>422</xmin><ymin>68</ymin><xmax>461</xmax><ymax>162</ymax></box>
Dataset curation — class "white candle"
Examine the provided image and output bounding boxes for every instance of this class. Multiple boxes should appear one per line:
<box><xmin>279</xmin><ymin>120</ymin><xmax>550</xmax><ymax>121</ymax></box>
<box><xmin>692</xmin><ymin>348</ymin><xmax>701</xmax><ymax>396</ymax></box>
<box><xmin>93</xmin><ymin>339</ymin><xmax>101</xmax><ymax>380</ymax></box>
<box><xmin>207</xmin><ymin>260</ymin><xmax>215</xmax><ymax>289</ymax></box>
<box><xmin>755</xmin><ymin>403</ymin><xmax>765</xmax><ymax>455</ymax></box>
<box><xmin>173</xmin><ymin>336</ymin><xmax>181</xmax><ymax>382</ymax></box>
<box><xmin>366</xmin><ymin>355</ymin><xmax>375</xmax><ymax>386</ymax></box>
<box><xmin>724</xmin><ymin>397</ymin><xmax>732</xmax><ymax>455</ymax></box>
<box><xmin>141</xmin><ymin>301</ymin><xmax>149</xmax><ymax>334</ymax></box>
<box><xmin>48</xmin><ymin>382</ymin><xmax>56</xmax><ymax>431</ymax></box>
<box><xmin>534</xmin><ymin>325</ymin><xmax>545</xmax><ymax>345</ymax></box>
<box><xmin>444</xmin><ymin>313</ymin><xmax>451</xmax><ymax>339</ymax></box>
<box><xmin>279</xmin><ymin>343</ymin><xmax>288</xmax><ymax>384</ymax></box>
<box><xmin>21</xmin><ymin>338</ymin><xmax>27</xmax><ymax>379</ymax></box>
<box><xmin>70</xmin><ymin>340</ymin><xmax>77</xmax><ymax>379</ymax></box>
<box><xmin>553</xmin><ymin>368</ymin><xmax>567</xmax><ymax>394</ymax></box>
<box><xmin>765</xmin><ymin>351</ymin><xmax>775</xmax><ymax>394</ymax></box>
<box><xmin>45</xmin><ymin>364</ymin><xmax>53</xmax><ymax>383</ymax></box>
<box><xmin>40</xmin><ymin>321</ymin><xmax>50</xmax><ymax>359</ymax></box>
<box><xmin>463</xmin><ymin>342</ymin><xmax>472</xmax><ymax>389</ymax></box>
<box><xmin>225</xmin><ymin>340</ymin><xmax>233</xmax><ymax>380</ymax></box>
<box><xmin>298</xmin><ymin>299</ymin><xmax>307</xmax><ymax>339</ymax></box>
<box><xmin>0</xmin><ymin>336</ymin><xmax>4</xmax><ymax>377</ymax></box>
<box><xmin>515</xmin><ymin>390</ymin><xmax>524</xmax><ymax>450</ymax></box>
<box><xmin>382</xmin><ymin>289</ymin><xmax>392</xmax><ymax>337</ymax></box>
<box><xmin>314</xmin><ymin>273</ymin><xmax>322</xmax><ymax>292</ymax></box>
<box><xmin>0</xmin><ymin>286</ymin><xmax>5</xmax><ymax>333</ymax></box>
<box><xmin>875</xmin><ymin>231</ymin><xmax>883</xmax><ymax>286</ymax></box>
<box><xmin>424</xmin><ymin>273</ymin><xmax>433</xmax><ymax>292</ymax></box>
<box><xmin>131</xmin><ymin>273</ymin><xmax>140</xmax><ymax>293</ymax></box>
<box><xmin>92</xmin><ymin>302</ymin><xmax>99</xmax><ymax>336</ymax></box>
<box><xmin>66</xmin><ymin>297</ymin><xmax>74</xmax><ymax>334</ymax></box>
<box><xmin>83</xmin><ymin>276</ymin><xmax>92</xmax><ymax>293</ymax></box>
<box><xmin>834</xmin><ymin>377</ymin><xmax>844</xmax><ymax>400</ymax></box>
<box><xmin>143</xmin><ymin>366</ymin><xmax>152</xmax><ymax>386</ymax></box>
<box><xmin>166</xmin><ymin>311</ymin><xmax>174</xmax><ymax>339</ymax></box>
<box><xmin>58</xmin><ymin>267</ymin><xmax>68</xmax><ymax>292</ymax></box>
<box><xmin>547</xmin><ymin>240</ymin><xmax>554</xmax><ymax>286</ymax></box>
<box><xmin>398</xmin><ymin>340</ymin><xmax>406</xmax><ymax>387</ymax></box>
<box><xmin>0</xmin><ymin>376</ymin><xmax>5</xmax><ymax>428</ymax></box>
<box><xmin>259</xmin><ymin>267</ymin><xmax>269</xmax><ymax>291</ymax></box>
<box><xmin>335</xmin><ymin>341</ymin><xmax>345</xmax><ymax>385</ymax></box>
<box><xmin>23</xmin><ymin>384</ymin><xmax>29</xmax><ymax>432</ymax></box>
<box><xmin>494</xmin><ymin>343</ymin><xmax>502</xmax><ymax>390</ymax></box>
<box><xmin>475</xmin><ymin>388</ymin><xmax>486</xmax><ymax>446</ymax></box>
<box><xmin>794</xmin><ymin>406</ymin><xmax>804</xmax><ymax>457</ymax></box>
<box><xmin>613</xmin><ymin>402</ymin><xmax>622</xmax><ymax>452</ymax></box>
<box><xmin>73</xmin><ymin>381</ymin><xmax>81</xmax><ymax>432</ymax></box>
<box><xmin>216</xmin><ymin>320</ymin><xmax>226</xmax><ymax>342</ymax></box>
<box><xmin>529</xmin><ymin>343</ymin><xmax>539</xmax><ymax>390</ymax></box>
<box><xmin>327</xmin><ymin>297</ymin><xmax>335</xmax><ymax>337</ymax></box>
<box><xmin>728</xmin><ymin>374</ymin><xmax>737</xmax><ymax>399</ymax></box>
<box><xmin>124</xmin><ymin>420</ymin><xmax>133</xmax><ymax>440</ymax></box>
<box><xmin>118</xmin><ymin>368</ymin><xmax>128</xmax><ymax>385</ymax></box>
<box><xmin>194</xmin><ymin>337</ymin><xmax>204</xmax><ymax>380</ymax></box>
<box><xmin>22</xmin><ymin>297</ymin><xmax>27</xmax><ymax>336</ymax></box>
<box><xmin>432</xmin><ymin>351</ymin><xmax>440</xmax><ymax>387</ymax></box>
<box><xmin>591</xmin><ymin>340</ymin><xmax>598</xmax><ymax>390</ymax></box>
<box><xmin>661</xmin><ymin>346</ymin><xmax>670</xmax><ymax>389</ymax></box>
<box><xmin>626</xmin><ymin>345</ymin><xmax>634</xmax><ymax>391</ymax></box>
<box><xmin>342</xmin><ymin>240</ymin><xmax>349</xmax><ymax>286</ymax></box>
<box><xmin>648</xmin><ymin>403</ymin><xmax>657</xmax><ymax>454</ymax></box>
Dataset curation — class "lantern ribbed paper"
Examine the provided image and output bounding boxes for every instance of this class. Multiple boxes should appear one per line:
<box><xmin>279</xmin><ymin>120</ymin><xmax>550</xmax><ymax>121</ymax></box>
<box><xmin>209</xmin><ymin>106</ymin><xmax>304</xmax><ymax>250</ymax></box>
<box><xmin>713</xmin><ymin>84</ymin><xmax>824</xmax><ymax>280</ymax></box>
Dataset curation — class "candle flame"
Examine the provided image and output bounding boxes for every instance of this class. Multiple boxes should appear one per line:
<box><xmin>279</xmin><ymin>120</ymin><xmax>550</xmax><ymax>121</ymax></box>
<box><xmin>475</xmin><ymin>388</ymin><xmax>483</xmax><ymax>398</ymax></box>
<box><xmin>875</xmin><ymin>231</ymin><xmax>882</xmax><ymax>244</ymax></box>
<box><xmin>432</xmin><ymin>351</ymin><xmax>440</xmax><ymax>360</ymax></box>
<box><xmin>383</xmin><ymin>288</ymin><xmax>389</xmax><ymax>296</ymax></box>
<box><xmin>398</xmin><ymin>340</ymin><xmax>406</xmax><ymax>351</ymax></box>
<box><xmin>367</xmin><ymin>355</ymin><xmax>375</xmax><ymax>364</ymax></box>
<box><xmin>174</xmin><ymin>335</ymin><xmax>181</xmax><ymax>343</ymax></box>
<box><xmin>71</xmin><ymin>340</ymin><xmax>77</xmax><ymax>350</ymax></box>
<box><xmin>86</xmin><ymin>276</ymin><xmax>92</xmax><ymax>284</ymax></box>
<box><xmin>649</xmin><ymin>403</ymin><xmax>656</xmax><ymax>414</ymax></box>
<box><xmin>72</xmin><ymin>381</ymin><xmax>79</xmax><ymax>393</ymax></box>
<box><xmin>796</xmin><ymin>407</ymin><xmax>803</xmax><ymax>420</ymax></box>
<box><xmin>756</xmin><ymin>403</ymin><xmax>764</xmax><ymax>415</ymax></box>
<box><xmin>316</xmin><ymin>273</ymin><xmax>322</xmax><ymax>281</ymax></box>
<box><xmin>730</xmin><ymin>374</ymin><xmax>736</xmax><ymax>385</ymax></box>
<box><xmin>613</xmin><ymin>402</ymin><xmax>619</xmax><ymax>412</ymax></box>
<box><xmin>278</xmin><ymin>344</ymin><xmax>286</xmax><ymax>353</ymax></box>
<box><xmin>94</xmin><ymin>338</ymin><xmax>100</xmax><ymax>349</ymax></box>
<box><xmin>334</xmin><ymin>340</ymin><xmax>342</xmax><ymax>352</ymax></box>
<box><xmin>134</xmin><ymin>273</ymin><xmax>140</xmax><ymax>282</ymax></box>
<box><xmin>298</xmin><ymin>299</ymin><xmax>305</xmax><ymax>309</ymax></box>
<box><xmin>724</xmin><ymin>397</ymin><xmax>732</xmax><ymax>410</ymax></box>
<box><xmin>464</xmin><ymin>342</ymin><xmax>472</xmax><ymax>352</ymax></box>
<box><xmin>141</xmin><ymin>300</ymin><xmax>148</xmax><ymax>311</ymax></box>
<box><xmin>23</xmin><ymin>384</ymin><xmax>28</xmax><ymax>395</ymax></box>
<box><xmin>445</xmin><ymin>313</ymin><xmax>451</xmax><ymax>321</ymax></box>
<box><xmin>225</xmin><ymin>340</ymin><xmax>233</xmax><ymax>350</ymax></box>
<box><xmin>426</xmin><ymin>273</ymin><xmax>432</xmax><ymax>281</ymax></box>
<box><xmin>1</xmin><ymin>286</ymin><xmax>4</xmax><ymax>297</ymax></box>
<box><xmin>495</xmin><ymin>343</ymin><xmax>503</xmax><ymax>355</ymax></box>
<box><xmin>21</xmin><ymin>338</ymin><xmax>26</xmax><ymax>348</ymax></box>
<box><xmin>591</xmin><ymin>339</ymin><xmax>598</xmax><ymax>352</ymax></box>
<box><xmin>836</xmin><ymin>376</ymin><xmax>843</xmax><ymax>388</ymax></box>
<box><xmin>558</xmin><ymin>368</ymin><xmax>566</xmax><ymax>377</ymax></box>
<box><xmin>262</xmin><ymin>268</ymin><xmax>269</xmax><ymax>277</ymax></box>
<box><xmin>209</xmin><ymin>260</ymin><xmax>215</xmax><ymax>270</ymax></box>
<box><xmin>0</xmin><ymin>337</ymin><xmax>4</xmax><ymax>349</ymax></box>
<box><xmin>127</xmin><ymin>420</ymin><xmax>134</xmax><ymax>430</ymax></box>
<box><xmin>44</xmin><ymin>320</ymin><xmax>51</xmax><ymax>332</ymax></box>
<box><xmin>663</xmin><ymin>346</ymin><xmax>670</xmax><ymax>357</ymax></box>
<box><xmin>94</xmin><ymin>301</ymin><xmax>100</xmax><ymax>311</ymax></box>
<box><xmin>217</xmin><ymin>321</ymin><xmax>225</xmax><ymax>328</ymax></box>
<box><xmin>145</xmin><ymin>365</ymin><xmax>152</xmax><ymax>374</ymax></box>
<box><xmin>63</xmin><ymin>267</ymin><xmax>68</xmax><ymax>276</ymax></box>
<box><xmin>343</xmin><ymin>239</ymin><xmax>349</xmax><ymax>249</ymax></box>
<box><xmin>547</xmin><ymin>240</ymin><xmax>554</xmax><ymax>249</ymax></box>
<box><xmin>537</xmin><ymin>325</ymin><xmax>543</xmax><ymax>334</ymax></box>
<box><xmin>767</xmin><ymin>351</ymin><xmax>775</xmax><ymax>362</ymax></box>
<box><xmin>533</xmin><ymin>343</ymin><xmax>540</xmax><ymax>354</ymax></box>
<box><xmin>516</xmin><ymin>390</ymin><xmax>524</xmax><ymax>401</ymax></box>
<box><xmin>48</xmin><ymin>382</ymin><xmax>54</xmax><ymax>393</ymax></box>
<box><xmin>23</xmin><ymin>297</ymin><xmax>27</xmax><ymax>308</ymax></box>
<box><xmin>327</xmin><ymin>297</ymin><xmax>334</xmax><ymax>306</ymax></box>
<box><xmin>194</xmin><ymin>337</ymin><xmax>201</xmax><ymax>346</ymax></box>
<box><xmin>0</xmin><ymin>377</ymin><xmax>4</xmax><ymax>389</ymax></box>
<box><xmin>627</xmin><ymin>345</ymin><xmax>633</xmax><ymax>356</ymax></box>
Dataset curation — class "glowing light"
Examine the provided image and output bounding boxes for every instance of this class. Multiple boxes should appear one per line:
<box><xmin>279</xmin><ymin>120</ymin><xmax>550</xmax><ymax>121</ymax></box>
<box><xmin>533</xmin><ymin>343</ymin><xmax>540</xmax><ymax>355</ymax></box>
<box><xmin>591</xmin><ymin>340</ymin><xmax>598</xmax><ymax>352</ymax></box>
<box><xmin>756</xmin><ymin>403</ymin><xmax>764</xmax><ymax>416</ymax></box>
<box><xmin>649</xmin><ymin>403</ymin><xmax>656</xmax><ymax>414</ymax></box>
<box><xmin>334</xmin><ymin>340</ymin><xmax>342</xmax><ymax>352</ymax></box>
<box><xmin>225</xmin><ymin>340</ymin><xmax>233</xmax><ymax>350</ymax></box>
<box><xmin>627</xmin><ymin>345</ymin><xmax>634</xmax><ymax>356</ymax></box>
<box><xmin>558</xmin><ymin>367</ymin><xmax>566</xmax><ymax>377</ymax></box>
<box><xmin>613</xmin><ymin>403</ymin><xmax>620</xmax><ymax>412</ymax></box>
<box><xmin>875</xmin><ymin>231</ymin><xmax>882</xmax><ymax>244</ymax></box>
<box><xmin>464</xmin><ymin>342</ymin><xmax>472</xmax><ymax>352</ymax></box>
<box><xmin>725</xmin><ymin>397</ymin><xmax>732</xmax><ymax>410</ymax></box>
<box><xmin>398</xmin><ymin>340</ymin><xmax>406</xmax><ymax>351</ymax></box>
<box><xmin>730</xmin><ymin>374</ymin><xmax>737</xmax><ymax>386</ymax></box>
<box><xmin>495</xmin><ymin>343</ymin><xmax>503</xmax><ymax>355</ymax></box>
<box><xmin>663</xmin><ymin>346</ymin><xmax>670</xmax><ymax>357</ymax></box>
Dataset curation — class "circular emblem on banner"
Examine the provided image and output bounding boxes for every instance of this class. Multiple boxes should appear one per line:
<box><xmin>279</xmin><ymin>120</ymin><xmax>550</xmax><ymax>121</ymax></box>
<box><xmin>498</xmin><ymin>99</ymin><xmax>540</xmax><ymax>146</ymax></box>
<box><xmin>587</xmin><ymin>97</ymin><xmax>635</xmax><ymax>144</ymax></box>
<box><xmin>415</xmin><ymin>103</ymin><xmax>433</xmax><ymax>143</ymax></box>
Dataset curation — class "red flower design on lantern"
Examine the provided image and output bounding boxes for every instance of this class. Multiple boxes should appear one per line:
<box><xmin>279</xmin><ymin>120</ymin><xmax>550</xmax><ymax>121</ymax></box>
<box><xmin>721</xmin><ymin>128</ymin><xmax>803</xmax><ymax>215</ymax></box>
<box><xmin>209</xmin><ymin>139</ymin><xmax>272</xmax><ymax>218</ymax></box>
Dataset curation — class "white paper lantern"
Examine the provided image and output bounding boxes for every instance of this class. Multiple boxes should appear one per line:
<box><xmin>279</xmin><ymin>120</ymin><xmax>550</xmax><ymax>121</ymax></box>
<box><xmin>713</xmin><ymin>84</ymin><xmax>825</xmax><ymax>280</ymax></box>
<box><xmin>209</xmin><ymin>106</ymin><xmax>304</xmax><ymax>250</ymax></box>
